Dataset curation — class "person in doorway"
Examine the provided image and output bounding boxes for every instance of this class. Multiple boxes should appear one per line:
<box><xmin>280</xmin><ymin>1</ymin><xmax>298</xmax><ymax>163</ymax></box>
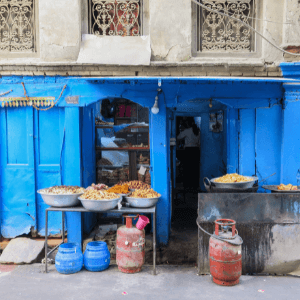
<box><xmin>177</xmin><ymin>117</ymin><xmax>200</xmax><ymax>191</ymax></box>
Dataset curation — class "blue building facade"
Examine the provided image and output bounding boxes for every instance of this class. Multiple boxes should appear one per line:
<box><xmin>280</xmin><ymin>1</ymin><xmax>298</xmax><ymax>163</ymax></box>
<box><xmin>1</xmin><ymin>63</ymin><xmax>300</xmax><ymax>246</ymax></box>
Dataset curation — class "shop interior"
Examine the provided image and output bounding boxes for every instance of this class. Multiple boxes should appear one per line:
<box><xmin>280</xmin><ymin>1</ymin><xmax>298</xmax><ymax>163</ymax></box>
<box><xmin>80</xmin><ymin>97</ymin><xmax>229</xmax><ymax>265</ymax></box>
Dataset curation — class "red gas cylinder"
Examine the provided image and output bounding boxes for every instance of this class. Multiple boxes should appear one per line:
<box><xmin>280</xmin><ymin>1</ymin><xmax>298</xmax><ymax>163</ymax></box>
<box><xmin>116</xmin><ymin>215</ymin><xmax>145</xmax><ymax>273</ymax></box>
<box><xmin>209</xmin><ymin>219</ymin><xmax>243</xmax><ymax>286</ymax></box>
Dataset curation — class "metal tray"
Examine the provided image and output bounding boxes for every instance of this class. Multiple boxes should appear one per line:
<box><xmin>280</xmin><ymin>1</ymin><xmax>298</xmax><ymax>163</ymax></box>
<box><xmin>37</xmin><ymin>190</ymin><xmax>83</xmax><ymax>207</ymax></box>
<box><xmin>124</xmin><ymin>195</ymin><xmax>161</xmax><ymax>208</ymax></box>
<box><xmin>205</xmin><ymin>176</ymin><xmax>258</xmax><ymax>189</ymax></box>
<box><xmin>78</xmin><ymin>196</ymin><xmax>122</xmax><ymax>211</ymax></box>
<box><xmin>262</xmin><ymin>185</ymin><xmax>300</xmax><ymax>193</ymax></box>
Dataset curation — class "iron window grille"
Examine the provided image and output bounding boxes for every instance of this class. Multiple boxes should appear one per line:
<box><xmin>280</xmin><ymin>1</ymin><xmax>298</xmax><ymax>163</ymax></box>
<box><xmin>0</xmin><ymin>0</ymin><xmax>35</xmax><ymax>52</ymax></box>
<box><xmin>196</xmin><ymin>0</ymin><xmax>256</xmax><ymax>53</ymax></box>
<box><xmin>89</xmin><ymin>0</ymin><xmax>142</xmax><ymax>36</ymax></box>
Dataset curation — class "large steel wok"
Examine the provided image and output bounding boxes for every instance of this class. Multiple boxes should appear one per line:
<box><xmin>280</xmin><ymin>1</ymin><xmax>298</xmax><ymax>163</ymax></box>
<box><xmin>204</xmin><ymin>176</ymin><xmax>258</xmax><ymax>190</ymax></box>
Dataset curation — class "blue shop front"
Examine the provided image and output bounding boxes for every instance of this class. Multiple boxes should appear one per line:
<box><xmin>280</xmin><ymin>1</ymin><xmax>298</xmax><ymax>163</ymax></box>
<box><xmin>1</xmin><ymin>63</ymin><xmax>300</xmax><ymax>249</ymax></box>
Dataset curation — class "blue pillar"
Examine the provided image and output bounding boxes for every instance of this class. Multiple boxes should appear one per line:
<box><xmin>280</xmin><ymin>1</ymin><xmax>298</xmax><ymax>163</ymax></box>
<box><xmin>150</xmin><ymin>99</ymin><xmax>170</xmax><ymax>246</ymax></box>
<box><xmin>281</xmin><ymin>83</ymin><xmax>300</xmax><ymax>185</ymax></box>
<box><xmin>64</xmin><ymin>107</ymin><xmax>83</xmax><ymax>248</ymax></box>
<box><xmin>281</xmin><ymin>63</ymin><xmax>300</xmax><ymax>185</ymax></box>
<box><xmin>226</xmin><ymin>108</ymin><xmax>239</xmax><ymax>174</ymax></box>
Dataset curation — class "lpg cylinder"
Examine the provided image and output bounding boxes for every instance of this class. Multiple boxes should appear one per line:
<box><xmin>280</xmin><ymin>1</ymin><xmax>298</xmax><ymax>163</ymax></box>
<box><xmin>209</xmin><ymin>219</ymin><xmax>243</xmax><ymax>286</ymax></box>
<box><xmin>116</xmin><ymin>215</ymin><xmax>145</xmax><ymax>273</ymax></box>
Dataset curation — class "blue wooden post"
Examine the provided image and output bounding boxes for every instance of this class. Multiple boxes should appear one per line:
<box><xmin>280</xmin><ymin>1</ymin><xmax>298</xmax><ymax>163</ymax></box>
<box><xmin>150</xmin><ymin>99</ymin><xmax>170</xmax><ymax>246</ymax></box>
<box><xmin>226</xmin><ymin>108</ymin><xmax>239</xmax><ymax>174</ymax></box>
<box><xmin>281</xmin><ymin>83</ymin><xmax>300</xmax><ymax>185</ymax></box>
<box><xmin>280</xmin><ymin>64</ymin><xmax>300</xmax><ymax>185</ymax></box>
<box><xmin>64</xmin><ymin>107</ymin><xmax>83</xmax><ymax>248</ymax></box>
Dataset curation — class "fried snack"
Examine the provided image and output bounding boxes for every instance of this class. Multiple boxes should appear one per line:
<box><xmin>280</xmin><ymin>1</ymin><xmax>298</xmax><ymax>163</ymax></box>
<box><xmin>42</xmin><ymin>185</ymin><xmax>85</xmax><ymax>194</ymax></box>
<box><xmin>119</xmin><ymin>180</ymin><xmax>151</xmax><ymax>190</ymax></box>
<box><xmin>214</xmin><ymin>173</ymin><xmax>251</xmax><ymax>183</ymax></box>
<box><xmin>80</xmin><ymin>190</ymin><xmax>118</xmax><ymax>200</ymax></box>
<box><xmin>107</xmin><ymin>184</ymin><xmax>129</xmax><ymax>194</ymax></box>
<box><xmin>131</xmin><ymin>188</ymin><xmax>160</xmax><ymax>198</ymax></box>
<box><xmin>86</xmin><ymin>183</ymin><xmax>108</xmax><ymax>191</ymax></box>
<box><xmin>277</xmin><ymin>184</ymin><xmax>298</xmax><ymax>191</ymax></box>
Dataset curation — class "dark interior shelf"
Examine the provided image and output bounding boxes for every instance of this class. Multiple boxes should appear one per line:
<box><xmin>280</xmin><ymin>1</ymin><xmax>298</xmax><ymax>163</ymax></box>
<box><xmin>96</xmin><ymin>147</ymin><xmax>150</xmax><ymax>151</ymax></box>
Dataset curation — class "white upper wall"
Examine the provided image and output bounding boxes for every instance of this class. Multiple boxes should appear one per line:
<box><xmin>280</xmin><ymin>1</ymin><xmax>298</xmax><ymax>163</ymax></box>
<box><xmin>0</xmin><ymin>0</ymin><xmax>298</xmax><ymax>65</ymax></box>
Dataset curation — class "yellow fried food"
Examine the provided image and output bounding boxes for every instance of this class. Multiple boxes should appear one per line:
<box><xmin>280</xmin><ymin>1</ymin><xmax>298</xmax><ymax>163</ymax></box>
<box><xmin>107</xmin><ymin>184</ymin><xmax>129</xmax><ymax>194</ymax></box>
<box><xmin>81</xmin><ymin>190</ymin><xmax>118</xmax><ymax>200</ymax></box>
<box><xmin>214</xmin><ymin>173</ymin><xmax>252</xmax><ymax>183</ymax></box>
<box><xmin>277</xmin><ymin>184</ymin><xmax>297</xmax><ymax>191</ymax></box>
<box><xmin>131</xmin><ymin>188</ymin><xmax>160</xmax><ymax>198</ymax></box>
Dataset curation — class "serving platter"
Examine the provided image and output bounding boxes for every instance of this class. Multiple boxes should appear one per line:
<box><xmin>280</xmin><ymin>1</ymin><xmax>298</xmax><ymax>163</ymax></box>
<box><xmin>124</xmin><ymin>195</ymin><xmax>161</xmax><ymax>208</ymax></box>
<box><xmin>78</xmin><ymin>196</ymin><xmax>122</xmax><ymax>211</ymax></box>
<box><xmin>37</xmin><ymin>190</ymin><xmax>84</xmax><ymax>207</ymax></box>
<box><xmin>262</xmin><ymin>185</ymin><xmax>300</xmax><ymax>193</ymax></box>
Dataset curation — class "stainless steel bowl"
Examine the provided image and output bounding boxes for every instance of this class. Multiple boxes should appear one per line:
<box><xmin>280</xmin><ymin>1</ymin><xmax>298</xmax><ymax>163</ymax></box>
<box><xmin>125</xmin><ymin>195</ymin><xmax>161</xmax><ymax>208</ymax></box>
<box><xmin>78</xmin><ymin>196</ymin><xmax>122</xmax><ymax>211</ymax></box>
<box><xmin>37</xmin><ymin>190</ymin><xmax>83</xmax><ymax>207</ymax></box>
<box><xmin>205</xmin><ymin>176</ymin><xmax>258</xmax><ymax>189</ymax></box>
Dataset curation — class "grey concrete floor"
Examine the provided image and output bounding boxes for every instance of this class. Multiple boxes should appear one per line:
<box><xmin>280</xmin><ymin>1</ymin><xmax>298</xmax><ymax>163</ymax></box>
<box><xmin>0</xmin><ymin>264</ymin><xmax>300</xmax><ymax>300</ymax></box>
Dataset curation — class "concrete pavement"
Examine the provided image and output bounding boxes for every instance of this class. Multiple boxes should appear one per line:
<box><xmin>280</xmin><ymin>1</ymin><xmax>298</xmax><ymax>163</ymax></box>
<box><xmin>0</xmin><ymin>264</ymin><xmax>299</xmax><ymax>300</ymax></box>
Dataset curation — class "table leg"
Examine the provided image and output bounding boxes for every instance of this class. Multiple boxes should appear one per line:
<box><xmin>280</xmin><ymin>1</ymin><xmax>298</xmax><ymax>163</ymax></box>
<box><xmin>153</xmin><ymin>210</ymin><xmax>156</xmax><ymax>275</ymax></box>
<box><xmin>62</xmin><ymin>211</ymin><xmax>65</xmax><ymax>243</ymax></box>
<box><xmin>45</xmin><ymin>209</ymin><xmax>48</xmax><ymax>273</ymax></box>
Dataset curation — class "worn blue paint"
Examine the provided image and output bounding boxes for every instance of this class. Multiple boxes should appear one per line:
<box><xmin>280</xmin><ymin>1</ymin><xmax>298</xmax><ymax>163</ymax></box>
<box><xmin>1</xmin><ymin>74</ymin><xmax>300</xmax><ymax>245</ymax></box>
<box><xmin>34</xmin><ymin>107</ymin><xmax>65</xmax><ymax>236</ymax></box>
<box><xmin>0</xmin><ymin>107</ymin><xmax>36</xmax><ymax>237</ymax></box>
<box><xmin>81</xmin><ymin>104</ymin><xmax>97</xmax><ymax>234</ymax></box>
<box><xmin>239</xmin><ymin>109</ymin><xmax>256</xmax><ymax>177</ymax></box>
<box><xmin>256</xmin><ymin>105</ymin><xmax>282</xmax><ymax>189</ymax></box>
<box><xmin>281</xmin><ymin>86</ymin><xmax>300</xmax><ymax>185</ymax></box>
<box><xmin>150</xmin><ymin>96</ymin><xmax>171</xmax><ymax>245</ymax></box>
<box><xmin>226</xmin><ymin>108</ymin><xmax>239</xmax><ymax>174</ymax></box>
<box><xmin>64</xmin><ymin>107</ymin><xmax>82</xmax><ymax>248</ymax></box>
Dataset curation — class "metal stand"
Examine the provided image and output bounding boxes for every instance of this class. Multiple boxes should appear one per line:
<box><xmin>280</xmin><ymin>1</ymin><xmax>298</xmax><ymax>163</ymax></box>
<box><xmin>45</xmin><ymin>206</ymin><xmax>157</xmax><ymax>275</ymax></box>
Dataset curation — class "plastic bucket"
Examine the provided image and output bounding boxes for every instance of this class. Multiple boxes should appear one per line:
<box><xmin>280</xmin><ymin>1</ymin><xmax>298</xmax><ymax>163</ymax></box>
<box><xmin>136</xmin><ymin>215</ymin><xmax>150</xmax><ymax>230</ymax></box>
<box><xmin>55</xmin><ymin>243</ymin><xmax>83</xmax><ymax>274</ymax></box>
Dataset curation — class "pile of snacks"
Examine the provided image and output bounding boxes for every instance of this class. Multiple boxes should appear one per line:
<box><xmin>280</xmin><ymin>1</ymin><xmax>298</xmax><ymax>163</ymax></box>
<box><xmin>95</xmin><ymin>119</ymin><xmax>114</xmax><ymax>126</ymax></box>
<box><xmin>277</xmin><ymin>184</ymin><xmax>298</xmax><ymax>191</ymax></box>
<box><xmin>130</xmin><ymin>143</ymin><xmax>148</xmax><ymax>148</ymax></box>
<box><xmin>86</xmin><ymin>183</ymin><xmax>108</xmax><ymax>191</ymax></box>
<box><xmin>97</xmin><ymin>158</ymin><xmax>112</xmax><ymax>166</ymax></box>
<box><xmin>137</xmin><ymin>169</ymin><xmax>151</xmax><ymax>185</ymax></box>
<box><xmin>107</xmin><ymin>184</ymin><xmax>129</xmax><ymax>194</ymax></box>
<box><xmin>138</xmin><ymin>154</ymin><xmax>150</xmax><ymax>164</ymax></box>
<box><xmin>214</xmin><ymin>173</ymin><xmax>252</xmax><ymax>183</ymax></box>
<box><xmin>119</xmin><ymin>167</ymin><xmax>129</xmax><ymax>182</ymax></box>
<box><xmin>119</xmin><ymin>180</ymin><xmax>150</xmax><ymax>190</ymax></box>
<box><xmin>80</xmin><ymin>190</ymin><xmax>118</xmax><ymax>200</ymax></box>
<box><xmin>131</xmin><ymin>188</ymin><xmax>160</xmax><ymax>198</ymax></box>
<box><xmin>145</xmin><ymin>170</ymin><xmax>151</xmax><ymax>185</ymax></box>
<box><xmin>41</xmin><ymin>186</ymin><xmax>85</xmax><ymax>194</ymax></box>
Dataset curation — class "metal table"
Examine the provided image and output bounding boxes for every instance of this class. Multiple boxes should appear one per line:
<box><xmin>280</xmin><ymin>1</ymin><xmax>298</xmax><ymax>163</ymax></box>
<box><xmin>45</xmin><ymin>206</ymin><xmax>156</xmax><ymax>275</ymax></box>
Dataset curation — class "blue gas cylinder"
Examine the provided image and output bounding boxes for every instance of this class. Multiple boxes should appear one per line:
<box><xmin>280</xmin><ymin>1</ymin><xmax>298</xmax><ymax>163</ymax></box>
<box><xmin>55</xmin><ymin>243</ymin><xmax>83</xmax><ymax>274</ymax></box>
<box><xmin>84</xmin><ymin>241</ymin><xmax>110</xmax><ymax>272</ymax></box>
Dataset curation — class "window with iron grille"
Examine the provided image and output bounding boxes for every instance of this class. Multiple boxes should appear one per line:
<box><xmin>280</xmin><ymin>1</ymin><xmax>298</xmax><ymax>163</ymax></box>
<box><xmin>89</xmin><ymin>0</ymin><xmax>142</xmax><ymax>36</ymax></box>
<box><xmin>195</xmin><ymin>0</ymin><xmax>256</xmax><ymax>53</ymax></box>
<box><xmin>0</xmin><ymin>0</ymin><xmax>35</xmax><ymax>52</ymax></box>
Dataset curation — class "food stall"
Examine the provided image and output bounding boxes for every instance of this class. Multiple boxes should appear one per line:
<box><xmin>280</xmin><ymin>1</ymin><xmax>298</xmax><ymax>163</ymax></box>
<box><xmin>1</xmin><ymin>63</ymin><xmax>300</xmax><ymax>251</ymax></box>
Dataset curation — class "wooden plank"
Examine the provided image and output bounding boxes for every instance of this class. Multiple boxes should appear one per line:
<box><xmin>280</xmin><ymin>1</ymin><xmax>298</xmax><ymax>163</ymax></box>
<box><xmin>256</xmin><ymin>105</ymin><xmax>282</xmax><ymax>187</ymax></box>
<box><xmin>239</xmin><ymin>109</ymin><xmax>256</xmax><ymax>176</ymax></box>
